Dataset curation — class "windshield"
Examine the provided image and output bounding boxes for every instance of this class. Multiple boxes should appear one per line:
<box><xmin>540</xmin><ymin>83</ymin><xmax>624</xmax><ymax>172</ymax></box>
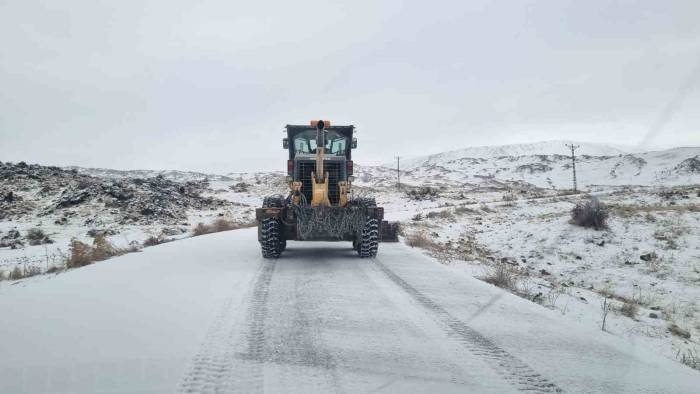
<box><xmin>293</xmin><ymin>129</ymin><xmax>348</xmax><ymax>156</ymax></box>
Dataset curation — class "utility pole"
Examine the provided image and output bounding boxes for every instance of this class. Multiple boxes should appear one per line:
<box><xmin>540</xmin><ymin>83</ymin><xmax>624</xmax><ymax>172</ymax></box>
<box><xmin>565</xmin><ymin>144</ymin><xmax>579</xmax><ymax>192</ymax></box>
<box><xmin>395</xmin><ymin>156</ymin><xmax>401</xmax><ymax>191</ymax></box>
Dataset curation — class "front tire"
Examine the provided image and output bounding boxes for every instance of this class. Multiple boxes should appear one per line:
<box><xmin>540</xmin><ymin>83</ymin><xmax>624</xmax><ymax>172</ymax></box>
<box><xmin>260</xmin><ymin>218</ymin><xmax>282</xmax><ymax>258</ymax></box>
<box><xmin>358</xmin><ymin>218</ymin><xmax>379</xmax><ymax>258</ymax></box>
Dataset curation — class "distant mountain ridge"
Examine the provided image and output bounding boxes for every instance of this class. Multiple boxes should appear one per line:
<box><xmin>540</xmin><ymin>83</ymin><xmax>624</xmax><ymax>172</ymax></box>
<box><xmin>364</xmin><ymin>144</ymin><xmax>700</xmax><ymax>189</ymax></box>
<box><xmin>62</xmin><ymin>141</ymin><xmax>699</xmax><ymax>190</ymax></box>
<box><xmin>400</xmin><ymin>140</ymin><xmax>628</xmax><ymax>170</ymax></box>
<box><xmin>66</xmin><ymin>166</ymin><xmax>233</xmax><ymax>182</ymax></box>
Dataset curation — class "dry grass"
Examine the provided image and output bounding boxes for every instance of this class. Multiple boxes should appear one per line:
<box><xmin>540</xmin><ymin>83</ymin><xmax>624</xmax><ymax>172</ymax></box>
<box><xmin>480</xmin><ymin>203</ymin><xmax>495</xmax><ymax>213</ymax></box>
<box><xmin>425</xmin><ymin>210</ymin><xmax>454</xmax><ymax>220</ymax></box>
<box><xmin>9</xmin><ymin>266</ymin><xmax>23</xmax><ymax>280</ymax></box>
<box><xmin>620</xmin><ymin>301</ymin><xmax>639</xmax><ymax>319</ymax></box>
<box><xmin>405</xmin><ymin>231</ymin><xmax>441</xmax><ymax>250</ymax></box>
<box><xmin>502</xmin><ymin>191</ymin><xmax>517</xmax><ymax>202</ymax></box>
<box><xmin>482</xmin><ymin>263</ymin><xmax>518</xmax><ymax>291</ymax></box>
<box><xmin>46</xmin><ymin>265</ymin><xmax>62</xmax><ymax>274</ymax></box>
<box><xmin>66</xmin><ymin>234</ymin><xmax>139</xmax><ymax>269</ymax></box>
<box><xmin>679</xmin><ymin>349</ymin><xmax>700</xmax><ymax>371</ymax></box>
<box><xmin>668</xmin><ymin>323</ymin><xmax>691</xmax><ymax>339</ymax></box>
<box><xmin>4</xmin><ymin>265</ymin><xmax>42</xmax><ymax>280</ymax></box>
<box><xmin>653</xmin><ymin>219</ymin><xmax>690</xmax><ymax>250</ymax></box>
<box><xmin>191</xmin><ymin>218</ymin><xmax>256</xmax><ymax>236</ymax></box>
<box><xmin>405</xmin><ymin>186</ymin><xmax>441</xmax><ymax>201</ymax></box>
<box><xmin>143</xmin><ymin>235</ymin><xmax>168</xmax><ymax>247</ymax></box>
<box><xmin>610</xmin><ymin>202</ymin><xmax>699</xmax><ymax>218</ymax></box>
<box><xmin>454</xmin><ymin>206</ymin><xmax>476</xmax><ymax>215</ymax></box>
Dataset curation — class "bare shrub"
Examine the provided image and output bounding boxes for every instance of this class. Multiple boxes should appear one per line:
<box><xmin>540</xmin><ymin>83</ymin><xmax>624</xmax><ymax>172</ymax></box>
<box><xmin>191</xmin><ymin>218</ymin><xmax>255</xmax><ymax>236</ymax></box>
<box><xmin>67</xmin><ymin>239</ymin><xmax>92</xmax><ymax>268</ymax></box>
<box><xmin>502</xmin><ymin>191</ymin><xmax>517</xmax><ymax>202</ymax></box>
<box><xmin>411</xmin><ymin>213</ymin><xmax>423</xmax><ymax>221</ymax></box>
<box><xmin>679</xmin><ymin>349</ymin><xmax>700</xmax><ymax>371</ymax></box>
<box><xmin>86</xmin><ymin>229</ymin><xmax>118</xmax><ymax>238</ymax></box>
<box><xmin>557</xmin><ymin>189</ymin><xmax>578</xmax><ymax>196</ymax></box>
<box><xmin>620</xmin><ymin>301</ymin><xmax>639</xmax><ymax>319</ymax></box>
<box><xmin>571</xmin><ymin>196</ymin><xmax>608</xmax><ymax>230</ymax></box>
<box><xmin>191</xmin><ymin>223</ymin><xmax>209</xmax><ymax>237</ymax></box>
<box><xmin>482</xmin><ymin>264</ymin><xmax>518</xmax><ymax>291</ymax></box>
<box><xmin>143</xmin><ymin>234</ymin><xmax>171</xmax><ymax>247</ymax></box>
<box><xmin>91</xmin><ymin>234</ymin><xmax>117</xmax><ymax>261</ymax></box>
<box><xmin>426</xmin><ymin>210</ymin><xmax>453</xmax><ymax>220</ymax></box>
<box><xmin>405</xmin><ymin>186</ymin><xmax>440</xmax><ymax>201</ymax></box>
<box><xmin>143</xmin><ymin>236</ymin><xmax>161</xmax><ymax>247</ymax></box>
<box><xmin>46</xmin><ymin>265</ymin><xmax>62</xmax><ymax>274</ymax></box>
<box><xmin>229</xmin><ymin>182</ymin><xmax>250</xmax><ymax>192</ymax></box>
<box><xmin>23</xmin><ymin>265</ymin><xmax>41</xmax><ymax>278</ymax></box>
<box><xmin>0</xmin><ymin>229</ymin><xmax>24</xmax><ymax>249</ymax></box>
<box><xmin>25</xmin><ymin>228</ymin><xmax>53</xmax><ymax>246</ymax></box>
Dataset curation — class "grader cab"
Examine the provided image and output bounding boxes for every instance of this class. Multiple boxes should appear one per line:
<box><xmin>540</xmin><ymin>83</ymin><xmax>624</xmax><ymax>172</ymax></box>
<box><xmin>255</xmin><ymin>120</ymin><xmax>396</xmax><ymax>258</ymax></box>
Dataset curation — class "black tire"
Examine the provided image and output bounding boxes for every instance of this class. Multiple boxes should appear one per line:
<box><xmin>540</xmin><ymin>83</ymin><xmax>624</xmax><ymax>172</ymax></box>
<box><xmin>261</xmin><ymin>195</ymin><xmax>286</xmax><ymax>258</ymax></box>
<box><xmin>350</xmin><ymin>197</ymin><xmax>376</xmax><ymax>208</ymax></box>
<box><xmin>260</xmin><ymin>218</ymin><xmax>282</xmax><ymax>258</ymax></box>
<box><xmin>358</xmin><ymin>218</ymin><xmax>379</xmax><ymax>258</ymax></box>
<box><xmin>263</xmin><ymin>195</ymin><xmax>286</xmax><ymax>208</ymax></box>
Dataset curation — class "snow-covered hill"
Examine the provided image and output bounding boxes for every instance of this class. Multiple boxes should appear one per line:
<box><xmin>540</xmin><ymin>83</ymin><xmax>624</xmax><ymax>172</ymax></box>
<box><xmin>400</xmin><ymin>140</ymin><xmax>627</xmax><ymax>169</ymax></box>
<box><xmin>67</xmin><ymin>166</ymin><xmax>234</xmax><ymax>182</ymax></box>
<box><xmin>364</xmin><ymin>144</ymin><xmax>700</xmax><ymax>190</ymax></box>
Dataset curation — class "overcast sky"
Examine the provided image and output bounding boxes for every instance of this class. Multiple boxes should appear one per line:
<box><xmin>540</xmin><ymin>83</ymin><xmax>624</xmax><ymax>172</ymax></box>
<box><xmin>1</xmin><ymin>0</ymin><xmax>699</xmax><ymax>173</ymax></box>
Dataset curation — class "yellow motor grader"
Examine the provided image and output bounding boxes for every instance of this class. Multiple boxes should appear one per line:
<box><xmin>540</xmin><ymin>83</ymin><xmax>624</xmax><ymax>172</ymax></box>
<box><xmin>255</xmin><ymin>120</ymin><xmax>396</xmax><ymax>258</ymax></box>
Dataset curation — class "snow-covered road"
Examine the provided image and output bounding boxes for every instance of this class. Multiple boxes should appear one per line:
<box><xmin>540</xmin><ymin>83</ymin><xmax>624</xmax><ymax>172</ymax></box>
<box><xmin>0</xmin><ymin>229</ymin><xmax>697</xmax><ymax>393</ymax></box>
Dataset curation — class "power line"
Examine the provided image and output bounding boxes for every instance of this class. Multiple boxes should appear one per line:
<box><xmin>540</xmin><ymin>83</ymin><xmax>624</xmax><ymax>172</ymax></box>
<box><xmin>395</xmin><ymin>156</ymin><xmax>401</xmax><ymax>191</ymax></box>
<box><xmin>565</xmin><ymin>144</ymin><xmax>580</xmax><ymax>192</ymax></box>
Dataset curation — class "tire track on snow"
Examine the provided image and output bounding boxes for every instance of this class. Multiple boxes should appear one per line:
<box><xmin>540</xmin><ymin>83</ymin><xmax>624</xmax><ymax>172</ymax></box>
<box><xmin>374</xmin><ymin>259</ymin><xmax>563</xmax><ymax>393</ymax></box>
<box><xmin>178</xmin><ymin>259</ymin><xmax>276</xmax><ymax>393</ymax></box>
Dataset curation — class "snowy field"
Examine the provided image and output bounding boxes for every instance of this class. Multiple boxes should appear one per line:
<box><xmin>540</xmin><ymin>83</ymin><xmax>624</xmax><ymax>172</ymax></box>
<box><xmin>1</xmin><ymin>142</ymin><xmax>699</xmax><ymax>376</ymax></box>
<box><xmin>1</xmin><ymin>229</ymin><xmax>697</xmax><ymax>393</ymax></box>
<box><xmin>396</xmin><ymin>184</ymin><xmax>700</xmax><ymax>371</ymax></box>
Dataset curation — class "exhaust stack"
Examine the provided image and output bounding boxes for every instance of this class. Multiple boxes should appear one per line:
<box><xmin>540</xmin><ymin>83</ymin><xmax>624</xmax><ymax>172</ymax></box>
<box><xmin>310</xmin><ymin>119</ymin><xmax>331</xmax><ymax>207</ymax></box>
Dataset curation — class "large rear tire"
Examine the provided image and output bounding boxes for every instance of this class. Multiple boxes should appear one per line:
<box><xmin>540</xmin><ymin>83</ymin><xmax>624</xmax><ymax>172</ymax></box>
<box><xmin>260</xmin><ymin>218</ymin><xmax>282</xmax><ymax>258</ymax></box>
<box><xmin>358</xmin><ymin>218</ymin><xmax>379</xmax><ymax>258</ymax></box>
<box><xmin>260</xmin><ymin>195</ymin><xmax>286</xmax><ymax>258</ymax></box>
